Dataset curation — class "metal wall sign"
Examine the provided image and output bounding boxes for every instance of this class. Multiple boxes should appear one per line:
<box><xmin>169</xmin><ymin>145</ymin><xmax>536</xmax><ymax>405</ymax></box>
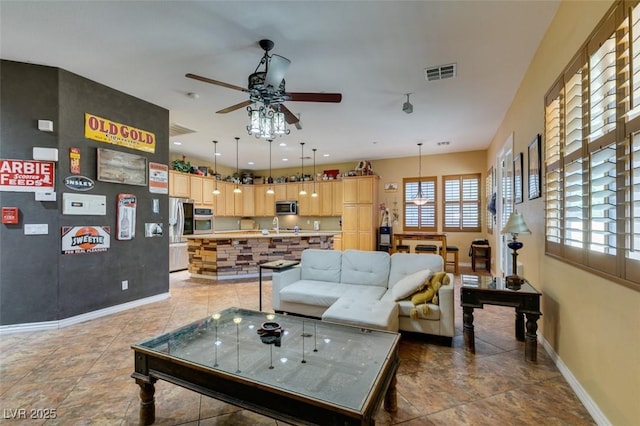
<box><xmin>61</xmin><ymin>226</ymin><xmax>110</xmax><ymax>254</ymax></box>
<box><xmin>64</xmin><ymin>175</ymin><xmax>95</xmax><ymax>191</ymax></box>
<box><xmin>0</xmin><ymin>159</ymin><xmax>55</xmax><ymax>192</ymax></box>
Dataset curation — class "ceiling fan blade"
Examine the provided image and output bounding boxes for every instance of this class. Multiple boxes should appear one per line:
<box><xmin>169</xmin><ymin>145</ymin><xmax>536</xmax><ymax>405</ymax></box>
<box><xmin>186</xmin><ymin>73</ymin><xmax>249</xmax><ymax>93</ymax></box>
<box><xmin>287</xmin><ymin>92</ymin><xmax>342</xmax><ymax>103</ymax></box>
<box><xmin>265</xmin><ymin>54</ymin><xmax>291</xmax><ymax>89</ymax></box>
<box><xmin>216</xmin><ymin>100</ymin><xmax>252</xmax><ymax>114</ymax></box>
<box><xmin>279</xmin><ymin>104</ymin><xmax>299</xmax><ymax>125</ymax></box>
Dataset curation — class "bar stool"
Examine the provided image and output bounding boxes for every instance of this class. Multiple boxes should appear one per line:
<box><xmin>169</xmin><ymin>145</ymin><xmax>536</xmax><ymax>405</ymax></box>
<box><xmin>439</xmin><ymin>246</ymin><xmax>459</xmax><ymax>275</ymax></box>
<box><xmin>395</xmin><ymin>245</ymin><xmax>410</xmax><ymax>253</ymax></box>
<box><xmin>415</xmin><ymin>244</ymin><xmax>438</xmax><ymax>254</ymax></box>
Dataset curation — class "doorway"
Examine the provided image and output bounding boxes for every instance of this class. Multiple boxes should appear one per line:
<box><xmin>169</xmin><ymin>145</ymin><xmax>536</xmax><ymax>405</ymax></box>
<box><xmin>495</xmin><ymin>133</ymin><xmax>514</xmax><ymax>277</ymax></box>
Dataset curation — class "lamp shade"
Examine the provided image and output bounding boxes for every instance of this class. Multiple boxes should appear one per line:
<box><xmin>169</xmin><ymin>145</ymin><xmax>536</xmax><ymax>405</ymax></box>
<box><xmin>501</xmin><ymin>211</ymin><xmax>531</xmax><ymax>235</ymax></box>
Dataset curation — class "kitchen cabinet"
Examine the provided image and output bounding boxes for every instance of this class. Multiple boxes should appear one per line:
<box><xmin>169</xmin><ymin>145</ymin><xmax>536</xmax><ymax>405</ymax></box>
<box><xmin>274</xmin><ymin>184</ymin><xmax>287</xmax><ymax>201</ymax></box>
<box><xmin>254</xmin><ymin>184</ymin><xmax>275</xmax><ymax>217</ymax></box>
<box><xmin>190</xmin><ymin>176</ymin><xmax>203</xmax><ymax>204</ymax></box>
<box><xmin>332</xmin><ymin>180</ymin><xmax>343</xmax><ymax>215</ymax></box>
<box><xmin>286</xmin><ymin>183</ymin><xmax>300</xmax><ymax>202</ymax></box>
<box><xmin>320</xmin><ymin>181</ymin><xmax>333</xmax><ymax>216</ymax></box>
<box><xmin>169</xmin><ymin>170</ymin><xmax>190</xmax><ymax>198</ymax></box>
<box><xmin>241</xmin><ymin>185</ymin><xmax>255</xmax><ymax>217</ymax></box>
<box><xmin>202</xmin><ymin>177</ymin><xmax>214</xmax><ymax>206</ymax></box>
<box><xmin>341</xmin><ymin>176</ymin><xmax>378</xmax><ymax>251</ymax></box>
<box><xmin>212</xmin><ymin>180</ymin><xmax>227</xmax><ymax>216</ymax></box>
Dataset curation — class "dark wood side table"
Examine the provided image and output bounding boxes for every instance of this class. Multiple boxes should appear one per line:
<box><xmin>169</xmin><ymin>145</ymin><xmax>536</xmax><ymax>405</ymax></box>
<box><xmin>258</xmin><ymin>260</ymin><xmax>299</xmax><ymax>311</ymax></box>
<box><xmin>460</xmin><ymin>275</ymin><xmax>542</xmax><ymax>362</ymax></box>
<box><xmin>471</xmin><ymin>244</ymin><xmax>491</xmax><ymax>272</ymax></box>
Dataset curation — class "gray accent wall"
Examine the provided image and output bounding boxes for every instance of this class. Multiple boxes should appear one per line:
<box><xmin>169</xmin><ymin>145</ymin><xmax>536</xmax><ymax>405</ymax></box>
<box><xmin>0</xmin><ymin>60</ymin><xmax>170</xmax><ymax>326</ymax></box>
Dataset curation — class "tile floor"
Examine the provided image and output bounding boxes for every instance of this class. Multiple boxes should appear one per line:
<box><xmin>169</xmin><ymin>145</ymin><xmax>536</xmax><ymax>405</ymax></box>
<box><xmin>0</xmin><ymin>266</ymin><xmax>595</xmax><ymax>425</ymax></box>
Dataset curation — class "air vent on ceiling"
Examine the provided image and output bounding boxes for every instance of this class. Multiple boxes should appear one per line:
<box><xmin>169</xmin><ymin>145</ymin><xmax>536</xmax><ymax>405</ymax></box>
<box><xmin>424</xmin><ymin>63</ymin><xmax>457</xmax><ymax>82</ymax></box>
<box><xmin>169</xmin><ymin>123</ymin><xmax>197</xmax><ymax>137</ymax></box>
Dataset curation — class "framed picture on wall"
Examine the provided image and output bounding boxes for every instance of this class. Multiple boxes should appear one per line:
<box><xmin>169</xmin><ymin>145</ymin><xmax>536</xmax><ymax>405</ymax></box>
<box><xmin>514</xmin><ymin>152</ymin><xmax>523</xmax><ymax>204</ymax></box>
<box><xmin>528</xmin><ymin>134</ymin><xmax>542</xmax><ymax>199</ymax></box>
<box><xmin>97</xmin><ymin>148</ymin><xmax>147</xmax><ymax>186</ymax></box>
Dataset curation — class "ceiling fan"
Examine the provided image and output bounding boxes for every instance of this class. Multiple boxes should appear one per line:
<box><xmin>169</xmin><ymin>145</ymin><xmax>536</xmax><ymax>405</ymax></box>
<box><xmin>186</xmin><ymin>39</ymin><xmax>342</xmax><ymax>126</ymax></box>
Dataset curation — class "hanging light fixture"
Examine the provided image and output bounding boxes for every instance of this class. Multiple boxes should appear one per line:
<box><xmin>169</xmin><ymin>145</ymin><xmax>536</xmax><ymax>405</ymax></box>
<box><xmin>247</xmin><ymin>104</ymin><xmax>289</xmax><ymax>139</ymax></box>
<box><xmin>413</xmin><ymin>142</ymin><xmax>428</xmax><ymax>205</ymax></box>
<box><xmin>233</xmin><ymin>137</ymin><xmax>241</xmax><ymax>194</ymax></box>
<box><xmin>311</xmin><ymin>148</ymin><xmax>318</xmax><ymax>198</ymax></box>
<box><xmin>299</xmin><ymin>142</ymin><xmax>307</xmax><ymax>196</ymax></box>
<box><xmin>212</xmin><ymin>140</ymin><xmax>220</xmax><ymax>195</ymax></box>
<box><xmin>266</xmin><ymin>139</ymin><xmax>275</xmax><ymax>195</ymax></box>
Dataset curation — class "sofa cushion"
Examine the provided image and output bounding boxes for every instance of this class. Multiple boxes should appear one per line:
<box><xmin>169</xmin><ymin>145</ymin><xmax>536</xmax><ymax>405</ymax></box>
<box><xmin>279</xmin><ymin>280</ymin><xmax>387</xmax><ymax>307</ymax></box>
<box><xmin>388</xmin><ymin>253</ymin><xmax>444</xmax><ymax>287</ymax></box>
<box><xmin>340</xmin><ymin>249</ymin><xmax>390</xmax><ymax>287</ymax></box>
<box><xmin>300</xmin><ymin>249</ymin><xmax>343</xmax><ymax>283</ymax></box>
<box><xmin>391</xmin><ymin>269</ymin><xmax>432</xmax><ymax>301</ymax></box>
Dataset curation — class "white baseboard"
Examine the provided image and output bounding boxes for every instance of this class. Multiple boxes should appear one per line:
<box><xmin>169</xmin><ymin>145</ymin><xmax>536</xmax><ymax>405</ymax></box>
<box><xmin>539</xmin><ymin>334</ymin><xmax>610</xmax><ymax>426</ymax></box>
<box><xmin>0</xmin><ymin>292</ymin><xmax>171</xmax><ymax>335</ymax></box>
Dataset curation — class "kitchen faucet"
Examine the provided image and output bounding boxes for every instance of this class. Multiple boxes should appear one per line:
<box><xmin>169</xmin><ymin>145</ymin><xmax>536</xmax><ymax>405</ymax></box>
<box><xmin>272</xmin><ymin>216</ymin><xmax>279</xmax><ymax>234</ymax></box>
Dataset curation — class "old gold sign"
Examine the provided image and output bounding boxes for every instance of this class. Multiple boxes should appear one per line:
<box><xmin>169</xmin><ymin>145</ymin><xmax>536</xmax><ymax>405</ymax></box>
<box><xmin>84</xmin><ymin>113</ymin><xmax>156</xmax><ymax>153</ymax></box>
<box><xmin>64</xmin><ymin>175</ymin><xmax>95</xmax><ymax>191</ymax></box>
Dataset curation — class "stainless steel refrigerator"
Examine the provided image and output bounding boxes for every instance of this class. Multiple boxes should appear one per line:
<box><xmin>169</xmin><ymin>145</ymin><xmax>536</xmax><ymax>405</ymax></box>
<box><xmin>169</xmin><ymin>197</ymin><xmax>193</xmax><ymax>272</ymax></box>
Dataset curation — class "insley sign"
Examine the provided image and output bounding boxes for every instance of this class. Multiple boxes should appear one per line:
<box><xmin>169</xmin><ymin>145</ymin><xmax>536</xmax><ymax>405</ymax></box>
<box><xmin>0</xmin><ymin>159</ymin><xmax>55</xmax><ymax>192</ymax></box>
<box><xmin>84</xmin><ymin>113</ymin><xmax>156</xmax><ymax>153</ymax></box>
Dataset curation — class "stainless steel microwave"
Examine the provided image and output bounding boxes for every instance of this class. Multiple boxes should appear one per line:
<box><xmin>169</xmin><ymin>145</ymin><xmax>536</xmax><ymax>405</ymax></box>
<box><xmin>275</xmin><ymin>201</ymin><xmax>297</xmax><ymax>215</ymax></box>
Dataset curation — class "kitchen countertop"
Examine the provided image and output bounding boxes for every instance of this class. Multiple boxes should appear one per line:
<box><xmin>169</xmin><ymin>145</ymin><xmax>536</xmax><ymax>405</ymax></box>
<box><xmin>185</xmin><ymin>230</ymin><xmax>340</xmax><ymax>239</ymax></box>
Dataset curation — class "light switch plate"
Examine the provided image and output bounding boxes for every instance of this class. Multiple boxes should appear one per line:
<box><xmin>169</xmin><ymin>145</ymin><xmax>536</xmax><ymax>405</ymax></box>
<box><xmin>24</xmin><ymin>224</ymin><xmax>48</xmax><ymax>235</ymax></box>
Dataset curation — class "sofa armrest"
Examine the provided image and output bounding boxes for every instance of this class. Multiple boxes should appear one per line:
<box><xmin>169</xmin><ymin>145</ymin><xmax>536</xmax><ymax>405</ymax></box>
<box><xmin>437</xmin><ymin>273</ymin><xmax>455</xmax><ymax>337</ymax></box>
<box><xmin>271</xmin><ymin>265</ymin><xmax>301</xmax><ymax>310</ymax></box>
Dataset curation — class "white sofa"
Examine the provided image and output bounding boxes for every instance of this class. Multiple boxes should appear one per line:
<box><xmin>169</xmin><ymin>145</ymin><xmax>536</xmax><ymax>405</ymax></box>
<box><xmin>272</xmin><ymin>249</ymin><xmax>454</xmax><ymax>342</ymax></box>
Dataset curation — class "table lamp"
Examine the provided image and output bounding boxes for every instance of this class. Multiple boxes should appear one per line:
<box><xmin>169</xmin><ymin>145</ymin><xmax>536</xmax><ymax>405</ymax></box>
<box><xmin>501</xmin><ymin>211</ymin><xmax>531</xmax><ymax>289</ymax></box>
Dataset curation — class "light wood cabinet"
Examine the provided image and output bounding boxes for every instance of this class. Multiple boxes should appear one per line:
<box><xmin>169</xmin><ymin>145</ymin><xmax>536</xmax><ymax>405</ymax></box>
<box><xmin>274</xmin><ymin>184</ymin><xmax>287</xmax><ymax>201</ymax></box>
<box><xmin>286</xmin><ymin>183</ymin><xmax>300</xmax><ymax>202</ymax></box>
<box><xmin>202</xmin><ymin>177</ymin><xmax>214</xmax><ymax>205</ymax></box>
<box><xmin>212</xmin><ymin>181</ymin><xmax>226</xmax><ymax>216</ymax></box>
<box><xmin>241</xmin><ymin>185</ymin><xmax>255</xmax><ymax>217</ymax></box>
<box><xmin>224</xmin><ymin>182</ymin><xmax>236</xmax><ymax>216</ymax></box>
<box><xmin>320</xmin><ymin>181</ymin><xmax>333</xmax><ymax>216</ymax></box>
<box><xmin>190</xmin><ymin>176</ymin><xmax>203</xmax><ymax>204</ymax></box>
<box><xmin>332</xmin><ymin>180</ymin><xmax>343</xmax><ymax>215</ymax></box>
<box><xmin>169</xmin><ymin>170</ymin><xmax>190</xmax><ymax>198</ymax></box>
<box><xmin>333</xmin><ymin>233</ymin><xmax>342</xmax><ymax>251</ymax></box>
<box><xmin>341</xmin><ymin>176</ymin><xmax>379</xmax><ymax>251</ymax></box>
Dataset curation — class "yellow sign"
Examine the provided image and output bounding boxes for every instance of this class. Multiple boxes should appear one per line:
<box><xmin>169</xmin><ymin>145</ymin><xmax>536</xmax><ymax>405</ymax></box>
<box><xmin>84</xmin><ymin>113</ymin><xmax>156</xmax><ymax>153</ymax></box>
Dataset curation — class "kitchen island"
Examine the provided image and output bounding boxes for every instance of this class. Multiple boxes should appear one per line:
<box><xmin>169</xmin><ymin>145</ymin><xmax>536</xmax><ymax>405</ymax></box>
<box><xmin>185</xmin><ymin>231</ymin><xmax>338</xmax><ymax>280</ymax></box>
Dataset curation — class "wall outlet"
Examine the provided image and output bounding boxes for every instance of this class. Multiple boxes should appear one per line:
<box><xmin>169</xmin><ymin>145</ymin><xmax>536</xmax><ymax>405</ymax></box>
<box><xmin>122</xmin><ymin>280</ymin><xmax>128</xmax><ymax>290</ymax></box>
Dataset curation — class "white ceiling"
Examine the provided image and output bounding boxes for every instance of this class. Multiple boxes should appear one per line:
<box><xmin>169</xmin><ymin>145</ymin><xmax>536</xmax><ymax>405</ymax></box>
<box><xmin>1</xmin><ymin>0</ymin><xmax>559</xmax><ymax>171</ymax></box>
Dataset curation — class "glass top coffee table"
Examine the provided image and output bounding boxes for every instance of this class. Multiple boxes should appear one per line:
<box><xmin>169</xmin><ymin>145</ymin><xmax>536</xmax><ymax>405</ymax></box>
<box><xmin>131</xmin><ymin>307</ymin><xmax>400</xmax><ymax>425</ymax></box>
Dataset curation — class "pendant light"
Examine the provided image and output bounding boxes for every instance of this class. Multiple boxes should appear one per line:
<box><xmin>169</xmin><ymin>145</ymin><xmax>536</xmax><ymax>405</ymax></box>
<box><xmin>311</xmin><ymin>148</ymin><xmax>318</xmax><ymax>197</ymax></box>
<box><xmin>299</xmin><ymin>142</ymin><xmax>307</xmax><ymax>195</ymax></box>
<box><xmin>212</xmin><ymin>140</ymin><xmax>220</xmax><ymax>195</ymax></box>
<box><xmin>266</xmin><ymin>139</ymin><xmax>275</xmax><ymax>195</ymax></box>
<box><xmin>413</xmin><ymin>142</ymin><xmax>428</xmax><ymax>205</ymax></box>
<box><xmin>233</xmin><ymin>137</ymin><xmax>241</xmax><ymax>194</ymax></box>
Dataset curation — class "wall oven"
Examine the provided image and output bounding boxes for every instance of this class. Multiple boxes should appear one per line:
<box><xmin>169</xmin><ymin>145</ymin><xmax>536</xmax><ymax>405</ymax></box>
<box><xmin>193</xmin><ymin>208</ymin><xmax>214</xmax><ymax>234</ymax></box>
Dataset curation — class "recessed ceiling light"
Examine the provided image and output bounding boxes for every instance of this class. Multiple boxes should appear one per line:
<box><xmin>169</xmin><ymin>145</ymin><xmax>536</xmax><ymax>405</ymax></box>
<box><xmin>187</xmin><ymin>92</ymin><xmax>199</xmax><ymax>99</ymax></box>
<box><xmin>279</xmin><ymin>142</ymin><xmax>287</xmax><ymax>147</ymax></box>
<box><xmin>214</xmin><ymin>152</ymin><xmax>221</xmax><ymax>156</ymax></box>
<box><xmin>248</xmin><ymin>161</ymin><xmax>254</xmax><ymax>165</ymax></box>
<box><xmin>173</xmin><ymin>141</ymin><xmax>182</xmax><ymax>145</ymax></box>
<box><xmin>323</xmin><ymin>153</ymin><xmax>330</xmax><ymax>157</ymax></box>
<box><xmin>282</xmin><ymin>158</ymin><xmax>289</xmax><ymax>162</ymax></box>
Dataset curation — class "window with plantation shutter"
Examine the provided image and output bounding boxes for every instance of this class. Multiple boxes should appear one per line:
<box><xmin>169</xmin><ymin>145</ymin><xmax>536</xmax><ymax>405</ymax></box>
<box><xmin>545</xmin><ymin>90</ymin><xmax>562</xmax><ymax>248</ymax></box>
<box><xmin>564</xmin><ymin>66</ymin><xmax>585</xmax><ymax>251</ymax></box>
<box><xmin>589</xmin><ymin>145</ymin><xmax>617</xmax><ymax>255</ymax></box>
<box><xmin>443</xmin><ymin>174</ymin><xmax>481</xmax><ymax>232</ymax></box>
<box><xmin>588</xmin><ymin>34</ymin><xmax>616</xmax><ymax>142</ymax></box>
<box><xmin>543</xmin><ymin>2</ymin><xmax>640</xmax><ymax>290</ymax></box>
<box><xmin>403</xmin><ymin>177</ymin><xmax>436</xmax><ymax>231</ymax></box>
